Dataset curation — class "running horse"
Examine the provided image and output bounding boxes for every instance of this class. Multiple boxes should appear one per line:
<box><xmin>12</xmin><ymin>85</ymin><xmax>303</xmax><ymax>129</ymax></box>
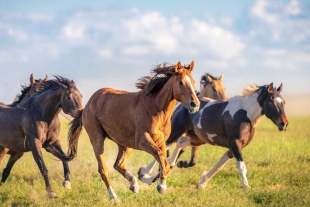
<box><xmin>0</xmin><ymin>74</ymin><xmax>74</xmax><ymax>190</ymax></box>
<box><xmin>0</xmin><ymin>76</ymin><xmax>83</xmax><ymax>198</ymax></box>
<box><xmin>64</xmin><ymin>61</ymin><xmax>200</xmax><ymax>201</ymax></box>
<box><xmin>140</xmin><ymin>83</ymin><xmax>288</xmax><ymax>189</ymax></box>
<box><xmin>143</xmin><ymin>73</ymin><xmax>227</xmax><ymax>175</ymax></box>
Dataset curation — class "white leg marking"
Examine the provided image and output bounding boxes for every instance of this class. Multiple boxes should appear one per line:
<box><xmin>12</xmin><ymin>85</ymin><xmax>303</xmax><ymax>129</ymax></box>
<box><xmin>108</xmin><ymin>186</ymin><xmax>118</xmax><ymax>199</ymax></box>
<box><xmin>168</xmin><ymin>136</ymin><xmax>191</xmax><ymax>167</ymax></box>
<box><xmin>140</xmin><ymin>159</ymin><xmax>157</xmax><ymax>175</ymax></box>
<box><xmin>198</xmin><ymin>151</ymin><xmax>230</xmax><ymax>188</ymax></box>
<box><xmin>236</xmin><ymin>159</ymin><xmax>250</xmax><ymax>189</ymax></box>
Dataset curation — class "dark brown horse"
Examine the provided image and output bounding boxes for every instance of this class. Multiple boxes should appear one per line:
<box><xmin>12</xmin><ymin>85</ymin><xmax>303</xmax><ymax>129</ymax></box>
<box><xmin>0</xmin><ymin>74</ymin><xmax>74</xmax><ymax>190</ymax></box>
<box><xmin>64</xmin><ymin>61</ymin><xmax>200</xmax><ymax>201</ymax></box>
<box><xmin>140</xmin><ymin>83</ymin><xmax>288</xmax><ymax>189</ymax></box>
<box><xmin>141</xmin><ymin>73</ymin><xmax>227</xmax><ymax>174</ymax></box>
<box><xmin>0</xmin><ymin>76</ymin><xmax>83</xmax><ymax>198</ymax></box>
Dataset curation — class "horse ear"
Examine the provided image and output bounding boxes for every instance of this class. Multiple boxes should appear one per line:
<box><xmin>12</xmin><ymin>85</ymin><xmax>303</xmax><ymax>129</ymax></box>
<box><xmin>44</xmin><ymin>75</ymin><xmax>48</xmax><ymax>81</ymax></box>
<box><xmin>188</xmin><ymin>60</ymin><xmax>194</xmax><ymax>72</ymax></box>
<box><xmin>206</xmin><ymin>75</ymin><xmax>213</xmax><ymax>83</ymax></box>
<box><xmin>175</xmin><ymin>61</ymin><xmax>182</xmax><ymax>72</ymax></box>
<box><xmin>30</xmin><ymin>73</ymin><xmax>36</xmax><ymax>84</ymax></box>
<box><xmin>277</xmin><ymin>83</ymin><xmax>283</xmax><ymax>93</ymax></box>
<box><xmin>219</xmin><ymin>74</ymin><xmax>223</xmax><ymax>81</ymax></box>
<box><xmin>267</xmin><ymin>82</ymin><xmax>274</xmax><ymax>93</ymax></box>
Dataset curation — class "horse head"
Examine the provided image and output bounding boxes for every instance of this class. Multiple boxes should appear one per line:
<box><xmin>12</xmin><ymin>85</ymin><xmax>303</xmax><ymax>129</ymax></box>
<box><xmin>55</xmin><ymin>76</ymin><xmax>83</xmax><ymax>118</ymax></box>
<box><xmin>173</xmin><ymin>61</ymin><xmax>200</xmax><ymax>114</ymax></box>
<box><xmin>199</xmin><ymin>74</ymin><xmax>227</xmax><ymax>100</ymax></box>
<box><xmin>259</xmin><ymin>83</ymin><xmax>289</xmax><ymax>131</ymax></box>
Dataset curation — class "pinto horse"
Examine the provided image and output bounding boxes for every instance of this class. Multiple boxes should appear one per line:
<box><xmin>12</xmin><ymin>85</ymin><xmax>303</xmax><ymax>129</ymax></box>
<box><xmin>64</xmin><ymin>61</ymin><xmax>200</xmax><ymax>201</ymax></box>
<box><xmin>163</xmin><ymin>83</ymin><xmax>288</xmax><ymax>189</ymax></box>
<box><xmin>0</xmin><ymin>74</ymin><xmax>74</xmax><ymax>190</ymax></box>
<box><xmin>0</xmin><ymin>76</ymin><xmax>83</xmax><ymax>198</ymax></box>
<box><xmin>143</xmin><ymin>73</ymin><xmax>227</xmax><ymax>175</ymax></box>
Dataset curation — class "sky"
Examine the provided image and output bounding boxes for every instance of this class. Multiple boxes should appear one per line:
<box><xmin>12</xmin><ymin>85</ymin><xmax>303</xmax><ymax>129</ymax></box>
<box><xmin>0</xmin><ymin>0</ymin><xmax>309</xmax><ymax>105</ymax></box>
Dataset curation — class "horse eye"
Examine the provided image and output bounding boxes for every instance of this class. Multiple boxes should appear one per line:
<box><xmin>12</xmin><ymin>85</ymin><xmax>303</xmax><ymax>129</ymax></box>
<box><xmin>212</xmin><ymin>87</ymin><xmax>216</xmax><ymax>92</ymax></box>
<box><xmin>179</xmin><ymin>80</ymin><xmax>183</xmax><ymax>86</ymax></box>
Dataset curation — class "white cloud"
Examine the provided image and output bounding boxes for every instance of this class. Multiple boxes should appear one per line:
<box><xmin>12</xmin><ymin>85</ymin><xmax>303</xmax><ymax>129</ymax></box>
<box><xmin>99</xmin><ymin>49</ymin><xmax>113</xmax><ymax>58</ymax></box>
<box><xmin>251</xmin><ymin>0</ymin><xmax>278</xmax><ymax>24</ymax></box>
<box><xmin>285</xmin><ymin>0</ymin><xmax>301</xmax><ymax>16</ymax></box>
<box><xmin>62</xmin><ymin>24</ymin><xmax>85</xmax><ymax>40</ymax></box>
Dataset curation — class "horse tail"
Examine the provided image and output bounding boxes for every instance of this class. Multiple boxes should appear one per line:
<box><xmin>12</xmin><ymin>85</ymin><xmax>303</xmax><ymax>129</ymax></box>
<box><xmin>66</xmin><ymin>109</ymin><xmax>84</xmax><ymax>161</ymax></box>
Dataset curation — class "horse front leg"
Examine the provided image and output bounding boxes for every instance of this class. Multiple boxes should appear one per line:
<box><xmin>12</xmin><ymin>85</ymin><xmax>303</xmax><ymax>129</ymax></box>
<box><xmin>139</xmin><ymin>136</ymin><xmax>170</xmax><ymax>194</ymax></box>
<box><xmin>114</xmin><ymin>145</ymin><xmax>139</xmax><ymax>193</ymax></box>
<box><xmin>31</xmin><ymin>138</ymin><xmax>57</xmax><ymax>198</ymax></box>
<box><xmin>169</xmin><ymin>136</ymin><xmax>192</xmax><ymax>167</ymax></box>
<box><xmin>230</xmin><ymin>139</ymin><xmax>251</xmax><ymax>189</ymax></box>
<box><xmin>45</xmin><ymin>140</ymin><xmax>71</xmax><ymax>189</ymax></box>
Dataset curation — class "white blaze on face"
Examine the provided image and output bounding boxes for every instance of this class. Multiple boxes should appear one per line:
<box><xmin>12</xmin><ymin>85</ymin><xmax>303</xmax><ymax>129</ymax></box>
<box><xmin>206</xmin><ymin>133</ymin><xmax>217</xmax><ymax>142</ymax></box>
<box><xmin>185</xmin><ymin>75</ymin><xmax>196</xmax><ymax>97</ymax></box>
<box><xmin>276</xmin><ymin>97</ymin><xmax>283</xmax><ymax>104</ymax></box>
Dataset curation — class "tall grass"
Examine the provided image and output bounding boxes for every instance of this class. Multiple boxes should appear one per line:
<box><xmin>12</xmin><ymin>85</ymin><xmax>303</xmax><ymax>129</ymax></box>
<box><xmin>0</xmin><ymin>116</ymin><xmax>309</xmax><ymax>206</ymax></box>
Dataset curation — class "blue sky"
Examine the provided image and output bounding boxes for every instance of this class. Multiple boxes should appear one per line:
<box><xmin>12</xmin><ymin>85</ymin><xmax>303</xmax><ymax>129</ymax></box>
<box><xmin>0</xmin><ymin>0</ymin><xmax>309</xmax><ymax>104</ymax></box>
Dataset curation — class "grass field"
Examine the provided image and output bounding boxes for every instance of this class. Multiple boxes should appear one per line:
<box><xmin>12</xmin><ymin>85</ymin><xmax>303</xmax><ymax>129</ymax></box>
<box><xmin>0</xmin><ymin>115</ymin><xmax>309</xmax><ymax>207</ymax></box>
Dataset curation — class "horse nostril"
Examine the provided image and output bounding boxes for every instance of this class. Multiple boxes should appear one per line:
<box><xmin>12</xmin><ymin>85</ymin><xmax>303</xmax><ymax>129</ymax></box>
<box><xmin>280</xmin><ymin>122</ymin><xmax>285</xmax><ymax>127</ymax></box>
<box><xmin>190</xmin><ymin>102</ymin><xmax>197</xmax><ymax>108</ymax></box>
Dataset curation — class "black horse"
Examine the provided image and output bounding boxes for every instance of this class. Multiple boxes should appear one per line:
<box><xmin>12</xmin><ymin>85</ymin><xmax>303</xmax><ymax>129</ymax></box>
<box><xmin>0</xmin><ymin>76</ymin><xmax>83</xmax><ymax>198</ymax></box>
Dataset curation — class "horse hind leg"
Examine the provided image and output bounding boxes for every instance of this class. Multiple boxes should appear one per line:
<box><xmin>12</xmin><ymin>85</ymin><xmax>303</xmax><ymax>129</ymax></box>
<box><xmin>1</xmin><ymin>150</ymin><xmax>23</xmax><ymax>184</ymax></box>
<box><xmin>44</xmin><ymin>140</ymin><xmax>71</xmax><ymax>189</ymax></box>
<box><xmin>114</xmin><ymin>144</ymin><xmax>139</xmax><ymax>193</ymax></box>
<box><xmin>84</xmin><ymin>120</ymin><xmax>119</xmax><ymax>201</ymax></box>
<box><xmin>197</xmin><ymin>150</ymin><xmax>232</xmax><ymax>189</ymax></box>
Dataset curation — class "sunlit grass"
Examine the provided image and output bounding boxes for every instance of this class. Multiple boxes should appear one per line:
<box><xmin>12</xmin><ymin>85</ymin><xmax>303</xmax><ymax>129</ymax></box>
<box><xmin>0</xmin><ymin>116</ymin><xmax>309</xmax><ymax>206</ymax></box>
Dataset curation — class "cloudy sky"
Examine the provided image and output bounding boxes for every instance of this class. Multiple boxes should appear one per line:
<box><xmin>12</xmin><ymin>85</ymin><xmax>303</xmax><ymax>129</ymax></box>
<box><xmin>0</xmin><ymin>0</ymin><xmax>309</xmax><ymax>104</ymax></box>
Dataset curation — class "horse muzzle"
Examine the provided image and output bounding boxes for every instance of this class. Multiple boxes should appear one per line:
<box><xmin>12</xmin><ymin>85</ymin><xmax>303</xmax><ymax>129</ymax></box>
<box><xmin>188</xmin><ymin>101</ymin><xmax>200</xmax><ymax>114</ymax></box>
<box><xmin>278</xmin><ymin>121</ymin><xmax>289</xmax><ymax>131</ymax></box>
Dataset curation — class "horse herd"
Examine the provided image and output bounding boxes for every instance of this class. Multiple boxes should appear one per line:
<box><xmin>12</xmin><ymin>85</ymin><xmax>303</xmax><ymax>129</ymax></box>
<box><xmin>0</xmin><ymin>61</ymin><xmax>289</xmax><ymax>202</ymax></box>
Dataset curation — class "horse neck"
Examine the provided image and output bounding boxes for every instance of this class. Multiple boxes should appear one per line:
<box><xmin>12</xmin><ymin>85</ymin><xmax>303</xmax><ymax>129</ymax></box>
<box><xmin>33</xmin><ymin>88</ymin><xmax>62</xmax><ymax>121</ymax></box>
<box><xmin>154</xmin><ymin>78</ymin><xmax>177</xmax><ymax>118</ymax></box>
<box><xmin>231</xmin><ymin>93</ymin><xmax>263</xmax><ymax>125</ymax></box>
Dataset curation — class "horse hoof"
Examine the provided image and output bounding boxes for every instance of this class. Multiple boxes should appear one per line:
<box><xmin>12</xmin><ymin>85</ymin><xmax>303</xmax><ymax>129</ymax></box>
<box><xmin>62</xmin><ymin>180</ymin><xmax>71</xmax><ymax>189</ymax></box>
<box><xmin>196</xmin><ymin>183</ymin><xmax>206</xmax><ymax>189</ymax></box>
<box><xmin>177</xmin><ymin>160</ymin><xmax>187</xmax><ymax>168</ymax></box>
<box><xmin>157</xmin><ymin>184</ymin><xmax>167</xmax><ymax>194</ymax></box>
<box><xmin>47</xmin><ymin>192</ymin><xmax>58</xmax><ymax>198</ymax></box>
<box><xmin>129</xmin><ymin>184</ymin><xmax>139</xmax><ymax>193</ymax></box>
<box><xmin>138</xmin><ymin>167</ymin><xmax>146</xmax><ymax>176</ymax></box>
<box><xmin>242</xmin><ymin>185</ymin><xmax>251</xmax><ymax>190</ymax></box>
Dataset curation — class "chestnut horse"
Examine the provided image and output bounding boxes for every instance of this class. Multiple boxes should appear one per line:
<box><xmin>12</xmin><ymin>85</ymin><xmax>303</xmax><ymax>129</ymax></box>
<box><xmin>0</xmin><ymin>74</ymin><xmax>74</xmax><ymax>190</ymax></box>
<box><xmin>65</xmin><ymin>61</ymin><xmax>200</xmax><ymax>201</ymax></box>
<box><xmin>155</xmin><ymin>83</ymin><xmax>288</xmax><ymax>189</ymax></box>
<box><xmin>0</xmin><ymin>76</ymin><xmax>83</xmax><ymax>198</ymax></box>
<box><xmin>141</xmin><ymin>73</ymin><xmax>227</xmax><ymax>175</ymax></box>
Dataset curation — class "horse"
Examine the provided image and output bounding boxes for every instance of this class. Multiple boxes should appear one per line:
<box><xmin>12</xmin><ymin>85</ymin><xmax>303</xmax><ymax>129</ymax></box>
<box><xmin>0</xmin><ymin>74</ymin><xmax>74</xmax><ymax>190</ymax></box>
<box><xmin>0</xmin><ymin>76</ymin><xmax>83</xmax><ymax>198</ymax></box>
<box><xmin>151</xmin><ymin>83</ymin><xmax>288</xmax><ymax>190</ymax></box>
<box><xmin>141</xmin><ymin>73</ymin><xmax>227</xmax><ymax>175</ymax></box>
<box><xmin>64</xmin><ymin>61</ymin><xmax>200</xmax><ymax>201</ymax></box>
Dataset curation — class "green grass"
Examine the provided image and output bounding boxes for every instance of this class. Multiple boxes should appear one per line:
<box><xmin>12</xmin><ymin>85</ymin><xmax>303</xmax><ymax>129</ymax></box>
<box><xmin>0</xmin><ymin>116</ymin><xmax>309</xmax><ymax>207</ymax></box>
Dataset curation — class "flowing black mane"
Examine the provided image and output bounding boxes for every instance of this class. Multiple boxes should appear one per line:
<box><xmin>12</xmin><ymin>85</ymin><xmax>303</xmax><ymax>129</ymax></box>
<box><xmin>35</xmin><ymin>75</ymin><xmax>74</xmax><ymax>95</ymax></box>
<box><xmin>8</xmin><ymin>84</ymin><xmax>32</xmax><ymax>107</ymax></box>
<box><xmin>135</xmin><ymin>63</ymin><xmax>178</xmax><ymax>96</ymax></box>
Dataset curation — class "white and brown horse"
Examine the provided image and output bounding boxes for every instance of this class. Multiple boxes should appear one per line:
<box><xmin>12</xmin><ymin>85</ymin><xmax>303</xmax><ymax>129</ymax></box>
<box><xmin>64</xmin><ymin>61</ymin><xmax>200</xmax><ymax>201</ymax></box>
<box><xmin>140</xmin><ymin>83</ymin><xmax>288</xmax><ymax>189</ymax></box>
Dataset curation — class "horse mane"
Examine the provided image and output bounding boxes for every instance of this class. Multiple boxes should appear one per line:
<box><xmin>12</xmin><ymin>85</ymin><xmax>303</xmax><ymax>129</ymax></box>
<box><xmin>9</xmin><ymin>84</ymin><xmax>32</xmax><ymax>106</ymax></box>
<box><xmin>35</xmin><ymin>75</ymin><xmax>73</xmax><ymax>95</ymax></box>
<box><xmin>135</xmin><ymin>63</ymin><xmax>178</xmax><ymax>96</ymax></box>
<box><xmin>241</xmin><ymin>84</ymin><xmax>266</xmax><ymax>97</ymax></box>
<box><xmin>202</xmin><ymin>73</ymin><xmax>219</xmax><ymax>82</ymax></box>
